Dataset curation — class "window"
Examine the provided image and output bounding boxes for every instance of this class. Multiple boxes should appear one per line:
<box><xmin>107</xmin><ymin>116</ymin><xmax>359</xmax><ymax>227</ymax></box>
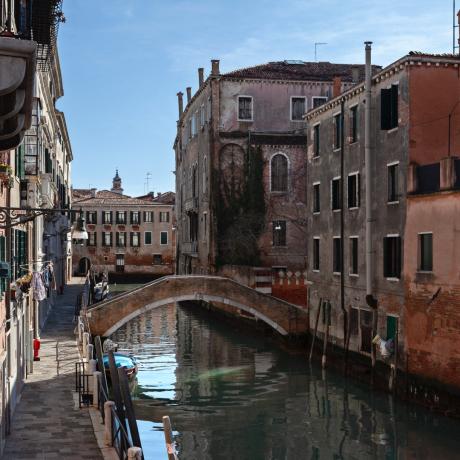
<box><xmin>272</xmin><ymin>221</ymin><xmax>287</xmax><ymax>247</ymax></box>
<box><xmin>116</xmin><ymin>232</ymin><xmax>126</xmax><ymax>247</ymax></box>
<box><xmin>313</xmin><ymin>124</ymin><xmax>320</xmax><ymax>157</ymax></box>
<box><xmin>87</xmin><ymin>232</ymin><xmax>97</xmax><ymax>247</ymax></box>
<box><xmin>153</xmin><ymin>254</ymin><xmax>163</xmax><ymax>265</ymax></box>
<box><xmin>350</xmin><ymin>308</ymin><xmax>359</xmax><ymax>336</ymax></box>
<box><xmin>271</xmin><ymin>154</ymin><xmax>288</xmax><ymax>192</ymax></box>
<box><xmin>381</xmin><ymin>84</ymin><xmax>398</xmax><ymax>130</ymax></box>
<box><xmin>200</xmin><ymin>104</ymin><xmax>205</xmax><ymax>127</ymax></box>
<box><xmin>144</xmin><ymin>231</ymin><xmax>152</xmax><ymax>245</ymax></box>
<box><xmin>347</xmin><ymin>173</ymin><xmax>360</xmax><ymax>208</ymax></box>
<box><xmin>203</xmin><ymin>212</ymin><xmax>208</xmax><ymax>241</ymax></box>
<box><xmin>130</xmin><ymin>211</ymin><xmax>140</xmax><ymax>225</ymax></box>
<box><xmin>116</xmin><ymin>254</ymin><xmax>125</xmax><ymax>273</ymax></box>
<box><xmin>191</xmin><ymin>113</ymin><xmax>197</xmax><ymax>136</ymax></box>
<box><xmin>103</xmin><ymin>211</ymin><xmax>112</xmax><ymax>224</ymax></box>
<box><xmin>419</xmin><ymin>233</ymin><xmax>433</xmax><ymax>272</ymax></box>
<box><xmin>313</xmin><ymin>183</ymin><xmax>320</xmax><ymax>213</ymax></box>
<box><xmin>160</xmin><ymin>231</ymin><xmax>168</xmax><ymax>245</ymax></box>
<box><xmin>350</xmin><ymin>105</ymin><xmax>358</xmax><ymax>143</ymax></box>
<box><xmin>313</xmin><ymin>237</ymin><xmax>320</xmax><ymax>271</ymax></box>
<box><xmin>312</xmin><ymin>97</ymin><xmax>327</xmax><ymax>108</ymax></box>
<box><xmin>238</xmin><ymin>96</ymin><xmax>253</xmax><ymax>121</ymax></box>
<box><xmin>386</xmin><ymin>315</ymin><xmax>398</xmax><ymax>341</ymax></box>
<box><xmin>144</xmin><ymin>211</ymin><xmax>153</xmax><ymax>223</ymax></box>
<box><xmin>349</xmin><ymin>237</ymin><xmax>358</xmax><ymax>275</ymax></box>
<box><xmin>159</xmin><ymin>212</ymin><xmax>170</xmax><ymax>223</ymax></box>
<box><xmin>331</xmin><ymin>177</ymin><xmax>341</xmax><ymax>211</ymax></box>
<box><xmin>0</xmin><ymin>235</ymin><xmax>6</xmax><ymax>294</ymax></box>
<box><xmin>86</xmin><ymin>211</ymin><xmax>97</xmax><ymax>224</ymax></box>
<box><xmin>388</xmin><ymin>163</ymin><xmax>399</xmax><ymax>202</ymax></box>
<box><xmin>102</xmin><ymin>232</ymin><xmax>112</xmax><ymax>247</ymax></box>
<box><xmin>116</xmin><ymin>211</ymin><xmax>126</xmax><ymax>224</ymax></box>
<box><xmin>130</xmin><ymin>232</ymin><xmax>140</xmax><ymax>247</ymax></box>
<box><xmin>334</xmin><ymin>113</ymin><xmax>342</xmax><ymax>149</ymax></box>
<box><xmin>333</xmin><ymin>237</ymin><xmax>342</xmax><ymax>273</ymax></box>
<box><xmin>383</xmin><ymin>236</ymin><xmax>401</xmax><ymax>279</ymax></box>
<box><xmin>291</xmin><ymin>97</ymin><xmax>306</xmax><ymax>121</ymax></box>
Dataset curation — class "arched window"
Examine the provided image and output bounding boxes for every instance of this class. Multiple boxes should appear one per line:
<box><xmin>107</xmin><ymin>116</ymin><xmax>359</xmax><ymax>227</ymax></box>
<box><xmin>271</xmin><ymin>154</ymin><xmax>288</xmax><ymax>192</ymax></box>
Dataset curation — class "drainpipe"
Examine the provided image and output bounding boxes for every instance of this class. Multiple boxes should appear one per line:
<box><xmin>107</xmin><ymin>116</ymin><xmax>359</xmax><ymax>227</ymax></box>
<box><xmin>364</xmin><ymin>42</ymin><xmax>378</xmax><ymax>368</ymax></box>
<box><xmin>340</xmin><ymin>99</ymin><xmax>346</xmax><ymax>351</ymax></box>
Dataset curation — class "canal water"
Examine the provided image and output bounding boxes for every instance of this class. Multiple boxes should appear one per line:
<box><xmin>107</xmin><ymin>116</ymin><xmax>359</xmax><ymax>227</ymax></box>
<box><xmin>111</xmin><ymin>303</ymin><xmax>460</xmax><ymax>460</ymax></box>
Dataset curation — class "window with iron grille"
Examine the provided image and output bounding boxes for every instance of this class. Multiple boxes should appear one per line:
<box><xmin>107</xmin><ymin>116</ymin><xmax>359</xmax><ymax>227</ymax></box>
<box><xmin>331</xmin><ymin>177</ymin><xmax>341</xmax><ymax>211</ymax></box>
<box><xmin>291</xmin><ymin>97</ymin><xmax>306</xmax><ymax>121</ymax></box>
<box><xmin>388</xmin><ymin>163</ymin><xmax>399</xmax><ymax>202</ymax></box>
<box><xmin>153</xmin><ymin>254</ymin><xmax>163</xmax><ymax>265</ymax></box>
<box><xmin>419</xmin><ymin>233</ymin><xmax>433</xmax><ymax>272</ymax></box>
<box><xmin>116</xmin><ymin>211</ymin><xmax>126</xmax><ymax>224</ymax></box>
<box><xmin>116</xmin><ymin>232</ymin><xmax>126</xmax><ymax>247</ymax></box>
<box><xmin>271</xmin><ymin>154</ymin><xmax>288</xmax><ymax>192</ymax></box>
<box><xmin>160</xmin><ymin>231</ymin><xmax>168</xmax><ymax>245</ymax></box>
<box><xmin>159</xmin><ymin>212</ymin><xmax>170</xmax><ymax>223</ymax></box>
<box><xmin>333</xmin><ymin>237</ymin><xmax>342</xmax><ymax>273</ymax></box>
<box><xmin>313</xmin><ymin>237</ymin><xmax>320</xmax><ymax>271</ymax></box>
<box><xmin>383</xmin><ymin>236</ymin><xmax>401</xmax><ymax>278</ymax></box>
<box><xmin>381</xmin><ymin>84</ymin><xmax>399</xmax><ymax>130</ymax></box>
<box><xmin>272</xmin><ymin>221</ymin><xmax>287</xmax><ymax>247</ymax></box>
<box><xmin>102</xmin><ymin>211</ymin><xmax>112</xmax><ymax>224</ymax></box>
<box><xmin>313</xmin><ymin>124</ymin><xmax>320</xmax><ymax>157</ymax></box>
<box><xmin>313</xmin><ymin>183</ymin><xmax>320</xmax><ymax>213</ymax></box>
<box><xmin>349</xmin><ymin>237</ymin><xmax>358</xmax><ymax>275</ymax></box>
<box><xmin>347</xmin><ymin>173</ymin><xmax>360</xmax><ymax>208</ymax></box>
<box><xmin>238</xmin><ymin>96</ymin><xmax>253</xmax><ymax>120</ymax></box>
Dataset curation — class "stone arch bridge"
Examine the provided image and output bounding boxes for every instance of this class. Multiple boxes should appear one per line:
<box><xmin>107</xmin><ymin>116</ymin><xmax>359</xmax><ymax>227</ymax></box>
<box><xmin>86</xmin><ymin>275</ymin><xmax>309</xmax><ymax>337</ymax></box>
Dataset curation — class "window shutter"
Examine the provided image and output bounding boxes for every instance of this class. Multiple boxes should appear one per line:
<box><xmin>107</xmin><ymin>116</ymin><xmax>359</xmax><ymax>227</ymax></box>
<box><xmin>357</xmin><ymin>174</ymin><xmax>361</xmax><ymax>207</ymax></box>
<box><xmin>130</xmin><ymin>232</ymin><xmax>133</xmax><ymax>246</ymax></box>
<box><xmin>143</xmin><ymin>211</ymin><xmax>146</xmax><ymax>221</ymax></box>
<box><xmin>138</xmin><ymin>212</ymin><xmax>142</xmax><ymax>224</ymax></box>
<box><xmin>396</xmin><ymin>237</ymin><xmax>402</xmax><ymax>278</ymax></box>
<box><xmin>383</xmin><ymin>237</ymin><xmax>388</xmax><ymax>277</ymax></box>
<box><xmin>116</xmin><ymin>232</ymin><xmax>119</xmax><ymax>246</ymax></box>
<box><xmin>109</xmin><ymin>233</ymin><xmax>113</xmax><ymax>247</ymax></box>
<box><xmin>380</xmin><ymin>88</ymin><xmax>391</xmax><ymax>130</ymax></box>
<box><xmin>94</xmin><ymin>212</ymin><xmax>97</xmax><ymax>225</ymax></box>
<box><xmin>130</xmin><ymin>212</ymin><xmax>133</xmax><ymax>224</ymax></box>
<box><xmin>110</xmin><ymin>211</ymin><xmax>113</xmax><ymax>224</ymax></box>
<box><xmin>94</xmin><ymin>233</ymin><xmax>97</xmax><ymax>246</ymax></box>
<box><xmin>391</xmin><ymin>85</ymin><xmax>399</xmax><ymax>128</ymax></box>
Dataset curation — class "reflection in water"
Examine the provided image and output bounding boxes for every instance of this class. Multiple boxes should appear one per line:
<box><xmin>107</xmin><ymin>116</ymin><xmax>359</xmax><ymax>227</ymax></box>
<box><xmin>112</xmin><ymin>304</ymin><xmax>460</xmax><ymax>460</ymax></box>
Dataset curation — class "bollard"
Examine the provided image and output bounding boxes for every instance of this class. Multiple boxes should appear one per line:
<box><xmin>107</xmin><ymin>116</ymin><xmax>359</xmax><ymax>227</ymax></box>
<box><xmin>87</xmin><ymin>343</ymin><xmax>94</xmax><ymax>361</ymax></box>
<box><xmin>104</xmin><ymin>401</ymin><xmax>115</xmax><ymax>446</ymax></box>
<box><xmin>78</xmin><ymin>318</ymin><xmax>83</xmax><ymax>344</ymax></box>
<box><xmin>92</xmin><ymin>371</ymin><xmax>101</xmax><ymax>408</ymax></box>
<box><xmin>88</xmin><ymin>359</ymin><xmax>97</xmax><ymax>373</ymax></box>
<box><xmin>127</xmin><ymin>447</ymin><xmax>143</xmax><ymax>459</ymax></box>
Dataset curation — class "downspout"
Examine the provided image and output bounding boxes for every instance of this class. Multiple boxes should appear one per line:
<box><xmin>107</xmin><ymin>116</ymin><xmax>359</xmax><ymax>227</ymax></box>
<box><xmin>364</xmin><ymin>42</ymin><xmax>378</xmax><ymax>368</ymax></box>
<box><xmin>340</xmin><ymin>99</ymin><xmax>346</xmax><ymax>350</ymax></box>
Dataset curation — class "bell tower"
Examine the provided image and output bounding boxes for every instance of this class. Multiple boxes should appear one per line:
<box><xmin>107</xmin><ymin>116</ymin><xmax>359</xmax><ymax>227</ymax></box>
<box><xmin>111</xmin><ymin>169</ymin><xmax>123</xmax><ymax>195</ymax></box>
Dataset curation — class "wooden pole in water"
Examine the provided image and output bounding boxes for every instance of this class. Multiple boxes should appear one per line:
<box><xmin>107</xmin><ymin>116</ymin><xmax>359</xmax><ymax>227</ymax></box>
<box><xmin>309</xmin><ymin>298</ymin><xmax>323</xmax><ymax>361</ymax></box>
<box><xmin>344</xmin><ymin>307</ymin><xmax>352</xmax><ymax>372</ymax></box>
<box><xmin>322</xmin><ymin>302</ymin><xmax>330</xmax><ymax>369</ymax></box>
<box><xmin>162</xmin><ymin>416</ymin><xmax>179</xmax><ymax>460</ymax></box>
<box><xmin>118</xmin><ymin>367</ymin><xmax>143</xmax><ymax>452</ymax></box>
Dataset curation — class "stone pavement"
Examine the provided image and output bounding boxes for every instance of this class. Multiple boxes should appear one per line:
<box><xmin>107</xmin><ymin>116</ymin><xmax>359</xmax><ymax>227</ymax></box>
<box><xmin>2</xmin><ymin>279</ymin><xmax>102</xmax><ymax>460</ymax></box>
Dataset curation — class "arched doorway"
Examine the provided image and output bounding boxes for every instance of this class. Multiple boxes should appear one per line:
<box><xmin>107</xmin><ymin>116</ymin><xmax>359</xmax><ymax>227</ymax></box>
<box><xmin>78</xmin><ymin>257</ymin><xmax>91</xmax><ymax>275</ymax></box>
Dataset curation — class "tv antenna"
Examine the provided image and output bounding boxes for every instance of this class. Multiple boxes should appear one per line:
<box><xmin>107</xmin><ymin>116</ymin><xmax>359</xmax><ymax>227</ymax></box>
<box><xmin>315</xmin><ymin>42</ymin><xmax>328</xmax><ymax>61</ymax></box>
<box><xmin>453</xmin><ymin>0</ymin><xmax>459</xmax><ymax>53</ymax></box>
<box><xmin>145</xmin><ymin>172</ymin><xmax>152</xmax><ymax>194</ymax></box>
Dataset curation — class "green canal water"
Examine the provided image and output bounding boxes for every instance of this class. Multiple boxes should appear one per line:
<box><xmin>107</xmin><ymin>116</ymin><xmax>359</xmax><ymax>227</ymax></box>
<box><xmin>111</xmin><ymin>303</ymin><xmax>460</xmax><ymax>460</ymax></box>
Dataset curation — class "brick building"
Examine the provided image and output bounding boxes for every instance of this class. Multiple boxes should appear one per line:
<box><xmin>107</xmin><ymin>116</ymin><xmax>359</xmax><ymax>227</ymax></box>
<box><xmin>72</xmin><ymin>172</ymin><xmax>175</xmax><ymax>280</ymax></box>
<box><xmin>174</xmin><ymin>59</ymin><xmax>375</xmax><ymax>305</ymax></box>
<box><xmin>305</xmin><ymin>48</ymin><xmax>460</xmax><ymax>398</ymax></box>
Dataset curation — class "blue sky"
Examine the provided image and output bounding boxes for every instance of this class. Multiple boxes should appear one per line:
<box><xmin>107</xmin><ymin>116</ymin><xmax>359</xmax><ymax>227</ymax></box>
<box><xmin>58</xmin><ymin>0</ymin><xmax>455</xmax><ymax>196</ymax></box>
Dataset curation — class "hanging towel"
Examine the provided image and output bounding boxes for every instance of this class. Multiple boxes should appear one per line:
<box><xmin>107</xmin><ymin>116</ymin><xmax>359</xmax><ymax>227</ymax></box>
<box><xmin>32</xmin><ymin>271</ymin><xmax>46</xmax><ymax>302</ymax></box>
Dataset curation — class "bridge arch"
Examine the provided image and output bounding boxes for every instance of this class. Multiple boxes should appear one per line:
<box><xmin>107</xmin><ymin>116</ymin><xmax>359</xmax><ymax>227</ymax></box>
<box><xmin>87</xmin><ymin>275</ymin><xmax>308</xmax><ymax>338</ymax></box>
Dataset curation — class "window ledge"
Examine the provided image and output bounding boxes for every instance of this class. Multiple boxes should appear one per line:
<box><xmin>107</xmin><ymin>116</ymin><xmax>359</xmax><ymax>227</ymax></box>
<box><xmin>332</xmin><ymin>209</ymin><xmax>342</xmax><ymax>213</ymax></box>
<box><xmin>387</xmin><ymin>201</ymin><xmax>399</xmax><ymax>205</ymax></box>
<box><xmin>270</xmin><ymin>191</ymin><xmax>288</xmax><ymax>195</ymax></box>
<box><xmin>312</xmin><ymin>269</ymin><xmax>320</xmax><ymax>273</ymax></box>
<box><xmin>349</xmin><ymin>273</ymin><xmax>359</xmax><ymax>277</ymax></box>
<box><xmin>272</xmin><ymin>245</ymin><xmax>288</xmax><ymax>249</ymax></box>
<box><xmin>348</xmin><ymin>206</ymin><xmax>359</xmax><ymax>211</ymax></box>
<box><xmin>333</xmin><ymin>272</ymin><xmax>341</xmax><ymax>276</ymax></box>
<box><xmin>386</xmin><ymin>277</ymin><xmax>400</xmax><ymax>282</ymax></box>
<box><xmin>333</xmin><ymin>147</ymin><xmax>341</xmax><ymax>152</ymax></box>
<box><xmin>387</xmin><ymin>127</ymin><xmax>399</xmax><ymax>134</ymax></box>
<box><xmin>237</xmin><ymin>118</ymin><xmax>253</xmax><ymax>122</ymax></box>
<box><xmin>349</xmin><ymin>140</ymin><xmax>358</xmax><ymax>145</ymax></box>
<box><xmin>313</xmin><ymin>211</ymin><xmax>320</xmax><ymax>215</ymax></box>
<box><xmin>417</xmin><ymin>270</ymin><xmax>433</xmax><ymax>275</ymax></box>
<box><xmin>312</xmin><ymin>155</ymin><xmax>320</xmax><ymax>160</ymax></box>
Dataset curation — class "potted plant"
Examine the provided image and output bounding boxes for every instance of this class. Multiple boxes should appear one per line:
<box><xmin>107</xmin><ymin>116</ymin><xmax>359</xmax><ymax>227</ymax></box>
<box><xmin>0</xmin><ymin>163</ymin><xmax>12</xmax><ymax>177</ymax></box>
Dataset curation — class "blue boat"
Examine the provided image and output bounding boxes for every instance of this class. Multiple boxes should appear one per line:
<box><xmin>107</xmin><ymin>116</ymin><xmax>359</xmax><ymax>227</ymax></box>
<box><xmin>102</xmin><ymin>353</ymin><xmax>138</xmax><ymax>380</ymax></box>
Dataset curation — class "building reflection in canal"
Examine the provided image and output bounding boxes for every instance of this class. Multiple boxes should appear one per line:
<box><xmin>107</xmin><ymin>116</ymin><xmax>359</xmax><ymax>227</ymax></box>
<box><xmin>111</xmin><ymin>303</ymin><xmax>460</xmax><ymax>460</ymax></box>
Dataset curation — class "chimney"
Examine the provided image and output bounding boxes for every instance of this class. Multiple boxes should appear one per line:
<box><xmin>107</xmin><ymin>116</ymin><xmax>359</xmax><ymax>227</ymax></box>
<box><xmin>186</xmin><ymin>87</ymin><xmax>192</xmax><ymax>104</ymax></box>
<box><xmin>211</xmin><ymin>59</ymin><xmax>220</xmax><ymax>76</ymax></box>
<box><xmin>198</xmin><ymin>67</ymin><xmax>204</xmax><ymax>87</ymax></box>
<box><xmin>90</xmin><ymin>188</ymin><xmax>97</xmax><ymax>198</ymax></box>
<box><xmin>351</xmin><ymin>65</ymin><xmax>360</xmax><ymax>83</ymax></box>
<box><xmin>177</xmin><ymin>92</ymin><xmax>184</xmax><ymax>117</ymax></box>
<box><xmin>333</xmin><ymin>76</ymin><xmax>342</xmax><ymax>98</ymax></box>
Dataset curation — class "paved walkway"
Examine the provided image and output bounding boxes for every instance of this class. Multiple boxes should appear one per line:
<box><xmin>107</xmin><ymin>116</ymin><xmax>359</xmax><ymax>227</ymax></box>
<box><xmin>3</xmin><ymin>279</ymin><xmax>102</xmax><ymax>459</ymax></box>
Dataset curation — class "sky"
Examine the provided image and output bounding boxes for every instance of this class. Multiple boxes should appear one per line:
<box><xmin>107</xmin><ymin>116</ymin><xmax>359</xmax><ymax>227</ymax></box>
<box><xmin>58</xmin><ymin>0</ymin><xmax>456</xmax><ymax>197</ymax></box>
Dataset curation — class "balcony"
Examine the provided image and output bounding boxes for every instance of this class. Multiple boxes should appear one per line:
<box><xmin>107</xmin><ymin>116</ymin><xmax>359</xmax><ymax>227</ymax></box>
<box><xmin>182</xmin><ymin>241</ymin><xmax>198</xmax><ymax>255</ymax></box>
<box><xmin>184</xmin><ymin>197</ymin><xmax>199</xmax><ymax>212</ymax></box>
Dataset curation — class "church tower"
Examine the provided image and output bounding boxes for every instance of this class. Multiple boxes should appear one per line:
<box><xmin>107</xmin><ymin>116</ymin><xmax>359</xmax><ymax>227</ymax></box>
<box><xmin>111</xmin><ymin>169</ymin><xmax>124</xmax><ymax>195</ymax></box>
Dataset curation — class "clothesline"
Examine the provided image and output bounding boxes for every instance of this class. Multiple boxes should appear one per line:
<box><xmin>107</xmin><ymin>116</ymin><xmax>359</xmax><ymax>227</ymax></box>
<box><xmin>19</xmin><ymin>259</ymin><xmax>54</xmax><ymax>271</ymax></box>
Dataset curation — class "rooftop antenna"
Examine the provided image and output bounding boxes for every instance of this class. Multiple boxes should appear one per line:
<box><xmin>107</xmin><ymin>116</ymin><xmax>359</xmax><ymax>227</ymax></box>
<box><xmin>315</xmin><ymin>42</ymin><xmax>328</xmax><ymax>61</ymax></box>
<box><xmin>145</xmin><ymin>172</ymin><xmax>152</xmax><ymax>194</ymax></box>
<box><xmin>454</xmin><ymin>0</ymin><xmax>459</xmax><ymax>53</ymax></box>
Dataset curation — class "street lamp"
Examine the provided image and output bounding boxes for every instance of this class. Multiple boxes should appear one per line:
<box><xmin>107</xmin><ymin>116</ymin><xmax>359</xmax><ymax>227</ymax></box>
<box><xmin>71</xmin><ymin>211</ymin><xmax>88</xmax><ymax>245</ymax></box>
